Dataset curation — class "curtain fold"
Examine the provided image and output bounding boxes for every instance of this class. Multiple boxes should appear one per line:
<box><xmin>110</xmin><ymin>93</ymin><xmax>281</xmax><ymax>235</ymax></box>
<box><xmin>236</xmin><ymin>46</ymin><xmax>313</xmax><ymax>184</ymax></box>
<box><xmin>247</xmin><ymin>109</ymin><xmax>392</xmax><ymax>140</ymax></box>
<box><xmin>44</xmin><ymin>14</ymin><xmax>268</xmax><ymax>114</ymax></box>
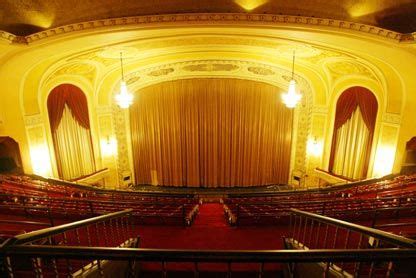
<box><xmin>332</xmin><ymin>108</ymin><xmax>370</xmax><ymax>179</ymax></box>
<box><xmin>130</xmin><ymin>78</ymin><xmax>293</xmax><ymax>187</ymax></box>
<box><xmin>47</xmin><ymin>84</ymin><xmax>95</xmax><ymax>180</ymax></box>
<box><xmin>54</xmin><ymin>105</ymin><xmax>96</xmax><ymax>179</ymax></box>
<box><xmin>329</xmin><ymin>86</ymin><xmax>378</xmax><ymax>179</ymax></box>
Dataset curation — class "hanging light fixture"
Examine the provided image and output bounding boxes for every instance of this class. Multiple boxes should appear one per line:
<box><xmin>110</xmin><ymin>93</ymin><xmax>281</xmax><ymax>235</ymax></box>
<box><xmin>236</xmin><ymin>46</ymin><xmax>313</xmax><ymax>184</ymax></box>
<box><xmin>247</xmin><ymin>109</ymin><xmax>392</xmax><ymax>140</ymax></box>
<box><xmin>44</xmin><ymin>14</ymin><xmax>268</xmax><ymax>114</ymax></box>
<box><xmin>115</xmin><ymin>52</ymin><xmax>133</xmax><ymax>109</ymax></box>
<box><xmin>281</xmin><ymin>51</ymin><xmax>301</xmax><ymax>108</ymax></box>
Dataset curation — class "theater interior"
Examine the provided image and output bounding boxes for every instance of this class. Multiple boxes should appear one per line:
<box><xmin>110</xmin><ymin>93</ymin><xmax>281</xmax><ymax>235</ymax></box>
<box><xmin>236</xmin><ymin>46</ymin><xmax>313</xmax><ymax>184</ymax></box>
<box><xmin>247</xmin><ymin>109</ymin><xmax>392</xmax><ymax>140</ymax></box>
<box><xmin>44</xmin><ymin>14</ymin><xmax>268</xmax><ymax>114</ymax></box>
<box><xmin>1</xmin><ymin>1</ymin><xmax>416</xmax><ymax>277</ymax></box>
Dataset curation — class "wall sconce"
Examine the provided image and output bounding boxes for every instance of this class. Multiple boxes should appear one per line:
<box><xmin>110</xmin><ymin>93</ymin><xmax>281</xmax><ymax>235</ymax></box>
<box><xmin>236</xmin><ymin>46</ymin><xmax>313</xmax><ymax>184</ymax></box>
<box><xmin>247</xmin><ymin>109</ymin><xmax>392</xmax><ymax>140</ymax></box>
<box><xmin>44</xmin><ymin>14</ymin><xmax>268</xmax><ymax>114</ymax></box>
<box><xmin>373</xmin><ymin>145</ymin><xmax>395</xmax><ymax>177</ymax></box>
<box><xmin>307</xmin><ymin>136</ymin><xmax>323</xmax><ymax>157</ymax></box>
<box><xmin>101</xmin><ymin>136</ymin><xmax>118</xmax><ymax>157</ymax></box>
<box><xmin>29</xmin><ymin>144</ymin><xmax>52</xmax><ymax>177</ymax></box>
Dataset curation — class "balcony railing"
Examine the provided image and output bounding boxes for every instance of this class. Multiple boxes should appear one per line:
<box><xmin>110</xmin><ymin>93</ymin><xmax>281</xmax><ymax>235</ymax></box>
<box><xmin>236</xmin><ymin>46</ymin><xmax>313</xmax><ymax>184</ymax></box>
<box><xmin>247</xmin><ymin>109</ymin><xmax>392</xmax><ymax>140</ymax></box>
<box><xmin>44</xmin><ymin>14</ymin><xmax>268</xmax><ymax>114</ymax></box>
<box><xmin>1</xmin><ymin>209</ymin><xmax>415</xmax><ymax>277</ymax></box>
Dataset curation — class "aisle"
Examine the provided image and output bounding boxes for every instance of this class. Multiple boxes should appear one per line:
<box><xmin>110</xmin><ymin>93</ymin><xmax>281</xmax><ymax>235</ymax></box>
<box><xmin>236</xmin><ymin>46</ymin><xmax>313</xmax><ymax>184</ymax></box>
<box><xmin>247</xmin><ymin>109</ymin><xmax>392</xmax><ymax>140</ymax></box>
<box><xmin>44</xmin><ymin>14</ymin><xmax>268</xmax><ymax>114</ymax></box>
<box><xmin>136</xmin><ymin>203</ymin><xmax>287</xmax><ymax>250</ymax></box>
<box><xmin>192</xmin><ymin>203</ymin><xmax>228</xmax><ymax>227</ymax></box>
<box><xmin>136</xmin><ymin>203</ymin><xmax>286</xmax><ymax>276</ymax></box>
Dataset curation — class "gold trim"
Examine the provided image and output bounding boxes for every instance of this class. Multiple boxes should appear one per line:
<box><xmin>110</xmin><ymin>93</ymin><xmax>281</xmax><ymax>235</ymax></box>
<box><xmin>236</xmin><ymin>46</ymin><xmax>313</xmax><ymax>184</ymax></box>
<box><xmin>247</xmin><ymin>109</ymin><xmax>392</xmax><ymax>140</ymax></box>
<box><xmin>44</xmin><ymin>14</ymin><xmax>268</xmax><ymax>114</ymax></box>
<box><xmin>0</xmin><ymin>13</ymin><xmax>412</xmax><ymax>44</ymax></box>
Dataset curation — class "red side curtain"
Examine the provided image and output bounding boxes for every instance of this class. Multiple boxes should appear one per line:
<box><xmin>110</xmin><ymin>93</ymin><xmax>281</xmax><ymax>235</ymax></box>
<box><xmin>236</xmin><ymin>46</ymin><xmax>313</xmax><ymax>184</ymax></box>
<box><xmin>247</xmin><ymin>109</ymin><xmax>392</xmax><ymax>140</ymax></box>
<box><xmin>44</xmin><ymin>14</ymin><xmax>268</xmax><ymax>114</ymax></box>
<box><xmin>329</xmin><ymin>87</ymin><xmax>378</xmax><ymax>176</ymax></box>
<box><xmin>47</xmin><ymin>84</ymin><xmax>93</xmax><ymax>179</ymax></box>
<box><xmin>47</xmin><ymin>84</ymin><xmax>90</xmax><ymax>132</ymax></box>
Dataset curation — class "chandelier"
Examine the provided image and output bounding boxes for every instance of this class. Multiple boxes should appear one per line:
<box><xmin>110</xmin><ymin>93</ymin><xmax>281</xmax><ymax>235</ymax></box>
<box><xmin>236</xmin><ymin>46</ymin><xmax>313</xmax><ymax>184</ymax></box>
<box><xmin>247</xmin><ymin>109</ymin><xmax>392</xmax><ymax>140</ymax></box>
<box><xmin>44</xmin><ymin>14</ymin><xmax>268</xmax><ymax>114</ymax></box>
<box><xmin>115</xmin><ymin>52</ymin><xmax>133</xmax><ymax>109</ymax></box>
<box><xmin>281</xmin><ymin>51</ymin><xmax>301</xmax><ymax>108</ymax></box>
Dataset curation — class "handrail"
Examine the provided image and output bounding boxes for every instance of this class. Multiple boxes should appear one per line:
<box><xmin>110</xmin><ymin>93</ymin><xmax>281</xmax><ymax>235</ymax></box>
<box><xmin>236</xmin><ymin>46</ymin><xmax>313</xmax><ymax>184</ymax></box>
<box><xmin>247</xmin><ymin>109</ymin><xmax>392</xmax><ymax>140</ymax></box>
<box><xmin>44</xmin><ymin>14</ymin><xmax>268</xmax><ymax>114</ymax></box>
<box><xmin>69</xmin><ymin>168</ymin><xmax>109</xmax><ymax>182</ymax></box>
<box><xmin>225</xmin><ymin>194</ymin><xmax>415</xmax><ymax>206</ymax></box>
<box><xmin>0</xmin><ymin>204</ymin><xmax>51</xmax><ymax>211</ymax></box>
<box><xmin>2</xmin><ymin>245</ymin><xmax>416</xmax><ymax>262</ymax></box>
<box><xmin>227</xmin><ymin>174</ymin><xmax>408</xmax><ymax>197</ymax></box>
<box><xmin>45</xmin><ymin>178</ymin><xmax>196</xmax><ymax>197</ymax></box>
<box><xmin>6</xmin><ymin>209</ymin><xmax>132</xmax><ymax>245</ymax></box>
<box><xmin>290</xmin><ymin>208</ymin><xmax>416</xmax><ymax>248</ymax></box>
<box><xmin>236</xmin><ymin>206</ymin><xmax>416</xmax><ymax>217</ymax></box>
<box><xmin>314</xmin><ymin>168</ymin><xmax>356</xmax><ymax>182</ymax></box>
<box><xmin>0</xmin><ymin>219</ymin><xmax>51</xmax><ymax>226</ymax></box>
<box><xmin>0</xmin><ymin>192</ymin><xmax>197</xmax><ymax>206</ymax></box>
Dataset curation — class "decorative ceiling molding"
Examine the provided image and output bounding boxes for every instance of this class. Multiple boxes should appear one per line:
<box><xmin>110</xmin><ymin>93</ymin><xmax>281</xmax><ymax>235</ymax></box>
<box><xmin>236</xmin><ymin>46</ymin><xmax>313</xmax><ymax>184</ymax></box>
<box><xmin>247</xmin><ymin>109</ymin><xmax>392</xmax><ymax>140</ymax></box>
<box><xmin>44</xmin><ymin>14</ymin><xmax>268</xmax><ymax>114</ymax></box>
<box><xmin>24</xmin><ymin>114</ymin><xmax>43</xmax><ymax>126</ymax></box>
<box><xmin>325</xmin><ymin>60</ymin><xmax>376</xmax><ymax>80</ymax></box>
<box><xmin>0</xmin><ymin>13</ymin><xmax>412</xmax><ymax>44</ymax></box>
<box><xmin>311</xmin><ymin>105</ymin><xmax>329</xmax><ymax>114</ymax></box>
<box><xmin>148</xmin><ymin>68</ymin><xmax>175</xmax><ymax>77</ymax></box>
<box><xmin>122</xmin><ymin>59</ymin><xmax>311</xmax><ymax>94</ymax></box>
<box><xmin>46</xmin><ymin>62</ymin><xmax>97</xmax><ymax>84</ymax></box>
<box><xmin>383</xmin><ymin>113</ymin><xmax>401</xmax><ymax>125</ymax></box>
<box><xmin>96</xmin><ymin>106</ymin><xmax>113</xmax><ymax>115</ymax></box>
<box><xmin>247</xmin><ymin>66</ymin><xmax>275</xmax><ymax>76</ymax></box>
<box><xmin>0</xmin><ymin>31</ymin><xmax>20</xmax><ymax>43</ymax></box>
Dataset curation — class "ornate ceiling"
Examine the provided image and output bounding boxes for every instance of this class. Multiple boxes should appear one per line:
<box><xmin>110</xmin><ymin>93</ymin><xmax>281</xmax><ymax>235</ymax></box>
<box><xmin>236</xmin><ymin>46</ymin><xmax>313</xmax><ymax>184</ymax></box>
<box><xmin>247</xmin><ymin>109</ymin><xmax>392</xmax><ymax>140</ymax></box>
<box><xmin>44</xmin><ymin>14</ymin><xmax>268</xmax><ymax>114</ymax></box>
<box><xmin>1</xmin><ymin>0</ymin><xmax>416</xmax><ymax>35</ymax></box>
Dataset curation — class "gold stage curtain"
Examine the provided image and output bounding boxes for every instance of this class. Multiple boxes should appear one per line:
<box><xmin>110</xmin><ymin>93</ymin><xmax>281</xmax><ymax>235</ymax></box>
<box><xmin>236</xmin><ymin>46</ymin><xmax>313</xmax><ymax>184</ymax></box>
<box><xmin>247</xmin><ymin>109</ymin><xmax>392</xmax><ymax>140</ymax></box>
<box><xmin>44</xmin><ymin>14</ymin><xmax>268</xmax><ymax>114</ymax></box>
<box><xmin>130</xmin><ymin>78</ymin><xmax>293</xmax><ymax>187</ymax></box>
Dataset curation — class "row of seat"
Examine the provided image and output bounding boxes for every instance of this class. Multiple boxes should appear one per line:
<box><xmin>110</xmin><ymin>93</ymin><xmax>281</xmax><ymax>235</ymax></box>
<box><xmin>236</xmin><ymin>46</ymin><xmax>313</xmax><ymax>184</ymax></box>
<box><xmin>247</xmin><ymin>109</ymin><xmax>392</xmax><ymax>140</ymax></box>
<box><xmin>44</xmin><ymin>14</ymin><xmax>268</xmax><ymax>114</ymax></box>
<box><xmin>223</xmin><ymin>174</ymin><xmax>416</xmax><ymax>231</ymax></box>
<box><xmin>0</xmin><ymin>174</ymin><xmax>200</xmax><ymax>227</ymax></box>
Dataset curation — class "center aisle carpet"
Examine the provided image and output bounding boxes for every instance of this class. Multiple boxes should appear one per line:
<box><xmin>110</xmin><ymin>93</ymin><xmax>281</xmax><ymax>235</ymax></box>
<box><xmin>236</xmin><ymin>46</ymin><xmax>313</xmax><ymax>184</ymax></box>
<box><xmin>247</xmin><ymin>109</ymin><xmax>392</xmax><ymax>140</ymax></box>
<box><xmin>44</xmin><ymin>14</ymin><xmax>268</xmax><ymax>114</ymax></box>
<box><xmin>136</xmin><ymin>203</ymin><xmax>287</xmax><ymax>250</ymax></box>
<box><xmin>136</xmin><ymin>203</ymin><xmax>287</xmax><ymax>276</ymax></box>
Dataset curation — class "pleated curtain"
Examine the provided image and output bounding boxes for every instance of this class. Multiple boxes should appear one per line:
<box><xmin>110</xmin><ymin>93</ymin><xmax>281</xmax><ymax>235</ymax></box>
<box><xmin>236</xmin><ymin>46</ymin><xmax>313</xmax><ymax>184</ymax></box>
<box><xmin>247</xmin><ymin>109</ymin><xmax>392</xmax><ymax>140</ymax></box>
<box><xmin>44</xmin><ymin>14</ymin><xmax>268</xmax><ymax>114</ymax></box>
<box><xmin>47</xmin><ymin>84</ymin><xmax>95</xmax><ymax>180</ymax></box>
<box><xmin>130</xmin><ymin>78</ymin><xmax>293</xmax><ymax>187</ymax></box>
<box><xmin>329</xmin><ymin>87</ymin><xmax>378</xmax><ymax>179</ymax></box>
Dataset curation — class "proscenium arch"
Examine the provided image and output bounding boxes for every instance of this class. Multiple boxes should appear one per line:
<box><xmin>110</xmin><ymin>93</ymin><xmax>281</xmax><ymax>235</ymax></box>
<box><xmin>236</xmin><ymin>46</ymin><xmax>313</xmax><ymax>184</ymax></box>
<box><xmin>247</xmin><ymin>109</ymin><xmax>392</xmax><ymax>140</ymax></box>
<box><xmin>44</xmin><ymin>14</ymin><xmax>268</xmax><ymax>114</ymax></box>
<box><xmin>111</xmin><ymin>75</ymin><xmax>313</xmax><ymax>186</ymax></box>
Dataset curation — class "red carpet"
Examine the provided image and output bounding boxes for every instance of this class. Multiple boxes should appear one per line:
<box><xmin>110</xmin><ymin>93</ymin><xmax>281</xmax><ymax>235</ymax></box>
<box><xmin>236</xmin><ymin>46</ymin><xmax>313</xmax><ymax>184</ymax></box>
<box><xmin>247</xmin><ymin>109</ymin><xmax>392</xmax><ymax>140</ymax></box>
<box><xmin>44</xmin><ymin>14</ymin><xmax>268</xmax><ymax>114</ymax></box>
<box><xmin>136</xmin><ymin>203</ymin><xmax>288</xmax><ymax>250</ymax></box>
<box><xmin>193</xmin><ymin>203</ymin><xmax>229</xmax><ymax>227</ymax></box>
<box><xmin>136</xmin><ymin>203</ymin><xmax>287</xmax><ymax>276</ymax></box>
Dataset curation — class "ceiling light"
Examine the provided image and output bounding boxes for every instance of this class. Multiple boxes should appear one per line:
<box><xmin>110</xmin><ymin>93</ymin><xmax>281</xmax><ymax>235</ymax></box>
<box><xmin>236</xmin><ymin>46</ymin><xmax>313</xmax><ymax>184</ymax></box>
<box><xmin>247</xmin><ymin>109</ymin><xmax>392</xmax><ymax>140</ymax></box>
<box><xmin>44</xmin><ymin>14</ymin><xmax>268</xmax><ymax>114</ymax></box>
<box><xmin>115</xmin><ymin>52</ymin><xmax>133</xmax><ymax>109</ymax></box>
<box><xmin>281</xmin><ymin>51</ymin><xmax>301</xmax><ymax>108</ymax></box>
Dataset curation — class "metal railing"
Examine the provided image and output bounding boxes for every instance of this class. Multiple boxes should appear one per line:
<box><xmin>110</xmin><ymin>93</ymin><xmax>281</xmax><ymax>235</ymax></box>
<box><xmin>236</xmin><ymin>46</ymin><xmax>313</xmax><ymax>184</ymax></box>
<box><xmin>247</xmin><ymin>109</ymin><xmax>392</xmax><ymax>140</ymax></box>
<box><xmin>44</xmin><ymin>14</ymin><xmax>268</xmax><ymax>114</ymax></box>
<box><xmin>287</xmin><ymin>208</ymin><xmax>416</xmax><ymax>277</ymax></box>
<box><xmin>1</xmin><ymin>209</ymin><xmax>415</xmax><ymax>277</ymax></box>
<box><xmin>1</xmin><ymin>209</ymin><xmax>137</xmax><ymax>277</ymax></box>
<box><xmin>1</xmin><ymin>245</ymin><xmax>415</xmax><ymax>277</ymax></box>
<box><xmin>6</xmin><ymin>209</ymin><xmax>134</xmax><ymax>246</ymax></box>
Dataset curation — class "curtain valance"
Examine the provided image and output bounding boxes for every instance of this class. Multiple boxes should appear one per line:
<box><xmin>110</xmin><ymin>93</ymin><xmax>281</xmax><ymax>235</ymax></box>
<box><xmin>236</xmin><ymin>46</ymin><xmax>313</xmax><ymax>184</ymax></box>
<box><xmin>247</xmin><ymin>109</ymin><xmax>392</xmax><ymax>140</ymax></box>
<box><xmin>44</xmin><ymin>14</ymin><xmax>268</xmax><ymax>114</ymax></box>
<box><xmin>47</xmin><ymin>84</ymin><xmax>90</xmax><ymax>132</ymax></box>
